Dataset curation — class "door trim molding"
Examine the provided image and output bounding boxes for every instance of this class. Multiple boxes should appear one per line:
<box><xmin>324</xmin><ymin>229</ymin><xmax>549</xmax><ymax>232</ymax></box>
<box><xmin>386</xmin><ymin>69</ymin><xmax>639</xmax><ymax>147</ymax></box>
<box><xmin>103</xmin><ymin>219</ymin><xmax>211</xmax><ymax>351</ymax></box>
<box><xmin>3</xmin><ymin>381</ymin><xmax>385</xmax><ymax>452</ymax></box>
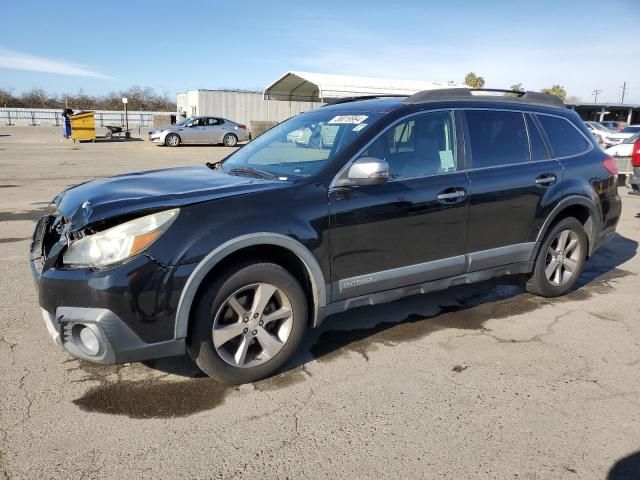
<box><xmin>333</xmin><ymin>242</ymin><xmax>537</xmax><ymax>302</ymax></box>
<box><xmin>335</xmin><ymin>255</ymin><xmax>465</xmax><ymax>301</ymax></box>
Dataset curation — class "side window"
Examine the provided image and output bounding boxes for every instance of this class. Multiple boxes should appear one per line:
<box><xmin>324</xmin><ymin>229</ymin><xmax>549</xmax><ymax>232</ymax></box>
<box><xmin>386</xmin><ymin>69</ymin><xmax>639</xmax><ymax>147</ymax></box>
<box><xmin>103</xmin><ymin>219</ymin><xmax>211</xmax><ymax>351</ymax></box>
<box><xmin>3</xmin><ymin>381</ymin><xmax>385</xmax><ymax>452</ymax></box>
<box><xmin>359</xmin><ymin>111</ymin><xmax>457</xmax><ymax>179</ymax></box>
<box><xmin>526</xmin><ymin>114</ymin><xmax>550</xmax><ymax>161</ymax></box>
<box><xmin>536</xmin><ymin>114</ymin><xmax>591</xmax><ymax>157</ymax></box>
<box><xmin>465</xmin><ymin>110</ymin><xmax>529</xmax><ymax>168</ymax></box>
<box><xmin>206</xmin><ymin>118</ymin><xmax>222</xmax><ymax>126</ymax></box>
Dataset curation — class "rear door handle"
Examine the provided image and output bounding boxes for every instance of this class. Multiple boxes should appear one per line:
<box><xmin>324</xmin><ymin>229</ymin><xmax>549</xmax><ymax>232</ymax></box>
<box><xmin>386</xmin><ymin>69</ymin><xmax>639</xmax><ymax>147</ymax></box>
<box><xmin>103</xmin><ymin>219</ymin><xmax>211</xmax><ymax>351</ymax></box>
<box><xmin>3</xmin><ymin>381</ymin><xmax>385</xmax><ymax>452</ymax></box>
<box><xmin>535</xmin><ymin>174</ymin><xmax>556</xmax><ymax>186</ymax></box>
<box><xmin>437</xmin><ymin>188</ymin><xmax>467</xmax><ymax>203</ymax></box>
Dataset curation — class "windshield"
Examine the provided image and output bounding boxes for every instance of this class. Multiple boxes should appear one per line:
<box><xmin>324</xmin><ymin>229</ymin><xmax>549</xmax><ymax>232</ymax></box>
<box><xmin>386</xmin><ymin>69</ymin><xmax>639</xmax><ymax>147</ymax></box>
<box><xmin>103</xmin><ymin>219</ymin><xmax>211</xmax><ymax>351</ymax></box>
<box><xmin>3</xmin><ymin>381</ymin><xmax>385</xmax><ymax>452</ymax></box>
<box><xmin>221</xmin><ymin>109</ymin><xmax>385</xmax><ymax>179</ymax></box>
<box><xmin>622</xmin><ymin>132</ymin><xmax>640</xmax><ymax>144</ymax></box>
<box><xmin>621</xmin><ymin>126</ymin><xmax>640</xmax><ymax>134</ymax></box>
<box><xmin>175</xmin><ymin>117</ymin><xmax>194</xmax><ymax>127</ymax></box>
<box><xmin>588</xmin><ymin>122</ymin><xmax>609</xmax><ymax>131</ymax></box>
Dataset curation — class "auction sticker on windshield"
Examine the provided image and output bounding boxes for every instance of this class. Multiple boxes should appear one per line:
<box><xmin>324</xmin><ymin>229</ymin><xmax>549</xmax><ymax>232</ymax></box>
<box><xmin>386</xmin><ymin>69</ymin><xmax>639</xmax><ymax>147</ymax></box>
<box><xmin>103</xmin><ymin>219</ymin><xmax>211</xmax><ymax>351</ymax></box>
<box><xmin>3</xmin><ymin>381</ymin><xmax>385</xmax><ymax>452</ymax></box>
<box><xmin>328</xmin><ymin>115</ymin><xmax>368</xmax><ymax>124</ymax></box>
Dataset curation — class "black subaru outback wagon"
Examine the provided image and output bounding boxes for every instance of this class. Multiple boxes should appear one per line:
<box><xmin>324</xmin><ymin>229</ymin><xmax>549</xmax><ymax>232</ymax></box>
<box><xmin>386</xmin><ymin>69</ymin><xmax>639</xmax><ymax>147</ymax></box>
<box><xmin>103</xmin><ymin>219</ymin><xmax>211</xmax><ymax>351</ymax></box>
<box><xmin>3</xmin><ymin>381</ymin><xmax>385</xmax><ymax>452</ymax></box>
<box><xmin>31</xmin><ymin>88</ymin><xmax>621</xmax><ymax>383</ymax></box>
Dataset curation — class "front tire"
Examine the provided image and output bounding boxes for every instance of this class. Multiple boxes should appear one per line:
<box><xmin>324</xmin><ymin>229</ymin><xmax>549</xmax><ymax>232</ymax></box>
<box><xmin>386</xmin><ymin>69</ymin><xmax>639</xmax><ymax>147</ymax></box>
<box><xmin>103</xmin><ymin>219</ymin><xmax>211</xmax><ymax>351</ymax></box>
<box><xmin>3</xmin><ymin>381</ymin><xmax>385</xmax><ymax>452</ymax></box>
<box><xmin>223</xmin><ymin>133</ymin><xmax>238</xmax><ymax>147</ymax></box>
<box><xmin>165</xmin><ymin>133</ymin><xmax>181</xmax><ymax>147</ymax></box>
<box><xmin>526</xmin><ymin>217</ymin><xmax>588</xmax><ymax>297</ymax></box>
<box><xmin>187</xmin><ymin>262</ymin><xmax>308</xmax><ymax>384</ymax></box>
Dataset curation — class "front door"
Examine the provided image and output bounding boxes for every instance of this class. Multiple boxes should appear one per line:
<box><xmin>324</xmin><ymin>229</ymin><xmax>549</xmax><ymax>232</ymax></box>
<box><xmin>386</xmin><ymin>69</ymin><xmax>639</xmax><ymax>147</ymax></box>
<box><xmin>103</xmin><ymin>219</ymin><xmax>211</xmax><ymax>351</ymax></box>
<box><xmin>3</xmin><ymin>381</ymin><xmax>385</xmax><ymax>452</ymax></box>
<box><xmin>463</xmin><ymin>109</ymin><xmax>563</xmax><ymax>270</ymax></box>
<box><xmin>181</xmin><ymin>117</ymin><xmax>207</xmax><ymax>144</ymax></box>
<box><xmin>329</xmin><ymin>110</ymin><xmax>470</xmax><ymax>301</ymax></box>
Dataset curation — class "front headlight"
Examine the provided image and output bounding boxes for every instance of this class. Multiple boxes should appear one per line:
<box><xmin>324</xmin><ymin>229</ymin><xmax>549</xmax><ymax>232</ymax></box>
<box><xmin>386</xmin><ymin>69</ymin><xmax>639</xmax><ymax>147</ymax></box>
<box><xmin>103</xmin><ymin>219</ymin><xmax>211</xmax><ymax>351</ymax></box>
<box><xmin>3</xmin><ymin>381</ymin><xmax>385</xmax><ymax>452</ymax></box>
<box><xmin>62</xmin><ymin>208</ymin><xmax>179</xmax><ymax>267</ymax></box>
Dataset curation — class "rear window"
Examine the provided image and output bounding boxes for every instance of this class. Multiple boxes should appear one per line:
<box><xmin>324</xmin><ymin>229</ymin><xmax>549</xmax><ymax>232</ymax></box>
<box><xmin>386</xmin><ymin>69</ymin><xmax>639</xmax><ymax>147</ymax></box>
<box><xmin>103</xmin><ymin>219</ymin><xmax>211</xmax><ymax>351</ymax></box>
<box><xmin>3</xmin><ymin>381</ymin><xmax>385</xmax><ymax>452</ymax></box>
<box><xmin>536</xmin><ymin>115</ymin><xmax>591</xmax><ymax>158</ymax></box>
<box><xmin>465</xmin><ymin>110</ymin><xmax>529</xmax><ymax>168</ymax></box>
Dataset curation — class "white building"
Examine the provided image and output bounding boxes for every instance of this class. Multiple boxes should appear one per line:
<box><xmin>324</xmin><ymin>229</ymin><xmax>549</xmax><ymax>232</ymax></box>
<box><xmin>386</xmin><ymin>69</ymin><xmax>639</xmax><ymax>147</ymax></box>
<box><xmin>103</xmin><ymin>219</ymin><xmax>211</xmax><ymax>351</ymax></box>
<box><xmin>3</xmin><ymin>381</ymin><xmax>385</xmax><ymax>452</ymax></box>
<box><xmin>177</xmin><ymin>71</ymin><xmax>466</xmax><ymax>129</ymax></box>
<box><xmin>176</xmin><ymin>89</ymin><xmax>320</xmax><ymax>128</ymax></box>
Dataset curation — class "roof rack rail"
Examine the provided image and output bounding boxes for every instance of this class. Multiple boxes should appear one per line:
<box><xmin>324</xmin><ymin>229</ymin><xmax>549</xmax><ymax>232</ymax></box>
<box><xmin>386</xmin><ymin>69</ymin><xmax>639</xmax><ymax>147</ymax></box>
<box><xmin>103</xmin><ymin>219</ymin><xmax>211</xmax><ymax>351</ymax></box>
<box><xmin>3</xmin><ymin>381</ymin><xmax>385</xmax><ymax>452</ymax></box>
<box><xmin>403</xmin><ymin>88</ymin><xmax>565</xmax><ymax>108</ymax></box>
<box><xmin>323</xmin><ymin>94</ymin><xmax>407</xmax><ymax>106</ymax></box>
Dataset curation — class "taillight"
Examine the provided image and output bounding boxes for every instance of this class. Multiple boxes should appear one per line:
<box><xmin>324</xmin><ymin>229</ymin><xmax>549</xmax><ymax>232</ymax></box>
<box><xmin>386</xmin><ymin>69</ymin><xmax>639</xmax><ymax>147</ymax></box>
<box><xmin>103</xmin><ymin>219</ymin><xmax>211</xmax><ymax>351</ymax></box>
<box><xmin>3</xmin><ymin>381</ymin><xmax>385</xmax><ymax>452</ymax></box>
<box><xmin>632</xmin><ymin>139</ymin><xmax>640</xmax><ymax>167</ymax></box>
<box><xmin>603</xmin><ymin>155</ymin><xmax>618</xmax><ymax>175</ymax></box>
<box><xmin>237</xmin><ymin>124</ymin><xmax>246</xmax><ymax>130</ymax></box>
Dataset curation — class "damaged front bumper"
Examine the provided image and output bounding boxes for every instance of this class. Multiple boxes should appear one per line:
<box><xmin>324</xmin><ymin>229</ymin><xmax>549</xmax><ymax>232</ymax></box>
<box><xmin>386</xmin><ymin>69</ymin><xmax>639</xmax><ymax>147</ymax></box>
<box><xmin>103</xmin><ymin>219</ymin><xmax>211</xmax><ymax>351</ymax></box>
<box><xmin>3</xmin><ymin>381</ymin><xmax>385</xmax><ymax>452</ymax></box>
<box><xmin>30</xmin><ymin>214</ymin><xmax>193</xmax><ymax>364</ymax></box>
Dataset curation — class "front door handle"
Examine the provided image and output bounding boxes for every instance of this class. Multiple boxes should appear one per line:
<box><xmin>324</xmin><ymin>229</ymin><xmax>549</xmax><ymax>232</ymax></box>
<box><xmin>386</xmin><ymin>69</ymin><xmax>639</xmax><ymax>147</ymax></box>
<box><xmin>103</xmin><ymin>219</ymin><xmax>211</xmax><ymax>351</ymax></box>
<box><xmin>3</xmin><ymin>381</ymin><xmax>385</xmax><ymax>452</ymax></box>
<box><xmin>437</xmin><ymin>187</ymin><xmax>467</xmax><ymax>203</ymax></box>
<box><xmin>535</xmin><ymin>174</ymin><xmax>556</xmax><ymax>186</ymax></box>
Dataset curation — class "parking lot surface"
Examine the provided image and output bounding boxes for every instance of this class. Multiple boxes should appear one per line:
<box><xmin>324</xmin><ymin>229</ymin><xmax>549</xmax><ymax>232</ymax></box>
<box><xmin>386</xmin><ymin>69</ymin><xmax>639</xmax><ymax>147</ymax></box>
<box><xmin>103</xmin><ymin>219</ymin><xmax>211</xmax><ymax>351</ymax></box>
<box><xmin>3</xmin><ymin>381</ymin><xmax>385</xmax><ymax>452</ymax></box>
<box><xmin>1</xmin><ymin>127</ymin><xmax>639</xmax><ymax>479</ymax></box>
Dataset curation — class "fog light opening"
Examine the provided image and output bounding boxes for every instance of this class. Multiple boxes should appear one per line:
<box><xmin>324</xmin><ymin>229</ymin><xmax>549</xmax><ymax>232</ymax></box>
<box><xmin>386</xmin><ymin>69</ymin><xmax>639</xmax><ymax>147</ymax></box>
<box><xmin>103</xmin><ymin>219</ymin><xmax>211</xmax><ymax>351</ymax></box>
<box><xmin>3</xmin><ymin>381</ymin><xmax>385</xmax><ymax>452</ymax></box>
<box><xmin>73</xmin><ymin>324</ymin><xmax>101</xmax><ymax>356</ymax></box>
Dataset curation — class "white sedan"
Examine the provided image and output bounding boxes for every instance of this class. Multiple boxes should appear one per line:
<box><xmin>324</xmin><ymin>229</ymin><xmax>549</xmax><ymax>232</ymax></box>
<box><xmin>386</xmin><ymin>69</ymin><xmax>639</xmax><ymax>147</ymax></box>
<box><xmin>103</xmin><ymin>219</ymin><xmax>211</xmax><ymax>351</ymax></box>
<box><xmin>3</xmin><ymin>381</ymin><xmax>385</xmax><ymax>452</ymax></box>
<box><xmin>605</xmin><ymin>132</ymin><xmax>640</xmax><ymax>181</ymax></box>
<box><xmin>584</xmin><ymin>121</ymin><xmax>612</xmax><ymax>145</ymax></box>
<box><xmin>603</xmin><ymin>125</ymin><xmax>640</xmax><ymax>148</ymax></box>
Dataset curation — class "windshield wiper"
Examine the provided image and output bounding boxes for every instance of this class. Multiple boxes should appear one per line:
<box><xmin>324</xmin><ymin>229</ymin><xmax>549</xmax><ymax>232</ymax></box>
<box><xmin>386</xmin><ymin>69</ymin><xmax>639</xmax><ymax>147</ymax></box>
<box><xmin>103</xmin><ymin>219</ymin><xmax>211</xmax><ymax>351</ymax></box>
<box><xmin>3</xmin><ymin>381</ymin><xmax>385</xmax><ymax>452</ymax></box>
<box><xmin>228</xmin><ymin>166</ymin><xmax>276</xmax><ymax>180</ymax></box>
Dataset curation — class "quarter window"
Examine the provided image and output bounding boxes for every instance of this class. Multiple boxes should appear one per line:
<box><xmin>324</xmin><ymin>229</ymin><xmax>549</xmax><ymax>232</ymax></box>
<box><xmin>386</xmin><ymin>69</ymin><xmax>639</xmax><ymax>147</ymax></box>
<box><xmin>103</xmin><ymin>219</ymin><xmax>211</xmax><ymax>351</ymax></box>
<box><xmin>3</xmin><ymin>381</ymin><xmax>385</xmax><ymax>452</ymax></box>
<box><xmin>359</xmin><ymin>111</ymin><xmax>457</xmax><ymax>179</ymax></box>
<box><xmin>526</xmin><ymin>114</ymin><xmax>550</xmax><ymax>161</ymax></box>
<box><xmin>536</xmin><ymin>115</ymin><xmax>591</xmax><ymax>157</ymax></box>
<box><xmin>465</xmin><ymin>110</ymin><xmax>529</xmax><ymax>168</ymax></box>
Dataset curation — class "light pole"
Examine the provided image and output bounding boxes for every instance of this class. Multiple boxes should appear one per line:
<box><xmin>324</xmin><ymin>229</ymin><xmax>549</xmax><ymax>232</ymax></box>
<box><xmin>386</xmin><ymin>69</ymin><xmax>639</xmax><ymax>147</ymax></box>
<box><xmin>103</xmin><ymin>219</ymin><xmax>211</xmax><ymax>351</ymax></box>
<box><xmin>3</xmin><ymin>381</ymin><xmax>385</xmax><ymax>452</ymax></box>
<box><xmin>122</xmin><ymin>97</ymin><xmax>129</xmax><ymax>134</ymax></box>
<box><xmin>620</xmin><ymin>82</ymin><xmax>628</xmax><ymax>104</ymax></box>
<box><xmin>592</xmin><ymin>89</ymin><xmax>601</xmax><ymax>103</ymax></box>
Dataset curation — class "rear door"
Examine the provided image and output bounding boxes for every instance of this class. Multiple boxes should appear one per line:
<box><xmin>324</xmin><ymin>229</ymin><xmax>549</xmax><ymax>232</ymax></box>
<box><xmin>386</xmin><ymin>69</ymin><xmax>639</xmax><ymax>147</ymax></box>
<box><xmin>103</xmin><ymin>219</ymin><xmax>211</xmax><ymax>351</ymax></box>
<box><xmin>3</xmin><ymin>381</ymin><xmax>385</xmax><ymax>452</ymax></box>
<box><xmin>463</xmin><ymin>109</ymin><xmax>563</xmax><ymax>271</ymax></box>
<box><xmin>203</xmin><ymin>117</ymin><xmax>224</xmax><ymax>143</ymax></box>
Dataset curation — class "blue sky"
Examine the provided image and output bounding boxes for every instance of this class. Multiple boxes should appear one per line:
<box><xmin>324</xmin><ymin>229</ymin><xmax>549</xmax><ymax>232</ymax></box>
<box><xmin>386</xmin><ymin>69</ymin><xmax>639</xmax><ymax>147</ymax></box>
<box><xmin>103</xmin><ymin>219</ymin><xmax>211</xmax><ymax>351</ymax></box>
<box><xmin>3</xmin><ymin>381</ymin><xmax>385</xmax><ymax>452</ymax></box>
<box><xmin>1</xmin><ymin>0</ymin><xmax>639</xmax><ymax>103</ymax></box>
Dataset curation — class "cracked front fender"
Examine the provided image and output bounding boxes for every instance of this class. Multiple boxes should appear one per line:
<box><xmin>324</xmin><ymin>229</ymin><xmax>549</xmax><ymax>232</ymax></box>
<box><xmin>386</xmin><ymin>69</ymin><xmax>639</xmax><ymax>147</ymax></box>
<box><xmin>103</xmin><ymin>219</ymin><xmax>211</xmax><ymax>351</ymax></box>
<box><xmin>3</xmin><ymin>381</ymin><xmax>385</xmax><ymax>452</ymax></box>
<box><xmin>38</xmin><ymin>254</ymin><xmax>197</xmax><ymax>343</ymax></box>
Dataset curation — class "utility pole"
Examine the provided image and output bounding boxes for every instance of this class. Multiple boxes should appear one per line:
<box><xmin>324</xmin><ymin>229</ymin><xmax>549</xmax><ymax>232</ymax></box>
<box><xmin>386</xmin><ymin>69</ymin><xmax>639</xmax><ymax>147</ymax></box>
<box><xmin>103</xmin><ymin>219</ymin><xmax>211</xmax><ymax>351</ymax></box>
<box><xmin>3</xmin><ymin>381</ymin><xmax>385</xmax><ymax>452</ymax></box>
<box><xmin>592</xmin><ymin>89</ymin><xmax>602</xmax><ymax>103</ymax></box>
<box><xmin>620</xmin><ymin>82</ymin><xmax>628</xmax><ymax>104</ymax></box>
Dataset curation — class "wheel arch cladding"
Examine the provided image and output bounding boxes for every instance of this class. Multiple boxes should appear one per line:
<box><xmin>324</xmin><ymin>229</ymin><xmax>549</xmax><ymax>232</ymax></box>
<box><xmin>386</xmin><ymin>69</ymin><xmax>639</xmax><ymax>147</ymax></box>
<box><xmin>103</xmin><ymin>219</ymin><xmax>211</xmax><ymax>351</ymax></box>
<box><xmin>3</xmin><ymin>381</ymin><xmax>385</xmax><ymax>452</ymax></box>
<box><xmin>536</xmin><ymin>196</ymin><xmax>601</xmax><ymax>257</ymax></box>
<box><xmin>173</xmin><ymin>233</ymin><xmax>327</xmax><ymax>339</ymax></box>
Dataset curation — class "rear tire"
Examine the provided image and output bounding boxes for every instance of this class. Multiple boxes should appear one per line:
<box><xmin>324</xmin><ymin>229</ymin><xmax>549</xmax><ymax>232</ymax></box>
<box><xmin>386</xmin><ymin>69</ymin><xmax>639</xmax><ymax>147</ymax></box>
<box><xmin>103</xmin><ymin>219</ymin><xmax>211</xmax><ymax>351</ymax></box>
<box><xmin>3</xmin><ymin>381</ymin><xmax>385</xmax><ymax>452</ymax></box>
<box><xmin>187</xmin><ymin>261</ymin><xmax>308</xmax><ymax>384</ymax></box>
<box><xmin>526</xmin><ymin>217</ymin><xmax>588</xmax><ymax>297</ymax></box>
<box><xmin>165</xmin><ymin>133</ymin><xmax>181</xmax><ymax>147</ymax></box>
<box><xmin>223</xmin><ymin>133</ymin><xmax>238</xmax><ymax>147</ymax></box>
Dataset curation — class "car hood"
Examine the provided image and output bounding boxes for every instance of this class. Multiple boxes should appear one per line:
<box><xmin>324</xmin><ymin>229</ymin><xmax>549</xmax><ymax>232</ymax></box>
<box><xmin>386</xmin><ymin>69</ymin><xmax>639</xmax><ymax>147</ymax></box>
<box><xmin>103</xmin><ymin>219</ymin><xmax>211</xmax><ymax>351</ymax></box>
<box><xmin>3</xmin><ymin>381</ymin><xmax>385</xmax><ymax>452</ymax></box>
<box><xmin>150</xmin><ymin>124</ymin><xmax>178</xmax><ymax>133</ymax></box>
<box><xmin>53</xmin><ymin>165</ymin><xmax>286</xmax><ymax>231</ymax></box>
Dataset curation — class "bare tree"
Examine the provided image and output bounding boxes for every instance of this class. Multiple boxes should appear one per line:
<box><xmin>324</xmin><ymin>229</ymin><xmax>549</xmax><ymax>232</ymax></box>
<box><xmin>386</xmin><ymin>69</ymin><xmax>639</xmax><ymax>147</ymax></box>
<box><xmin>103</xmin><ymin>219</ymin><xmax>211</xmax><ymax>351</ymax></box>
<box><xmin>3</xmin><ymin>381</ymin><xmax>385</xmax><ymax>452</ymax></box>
<box><xmin>0</xmin><ymin>86</ymin><xmax>176</xmax><ymax>111</ymax></box>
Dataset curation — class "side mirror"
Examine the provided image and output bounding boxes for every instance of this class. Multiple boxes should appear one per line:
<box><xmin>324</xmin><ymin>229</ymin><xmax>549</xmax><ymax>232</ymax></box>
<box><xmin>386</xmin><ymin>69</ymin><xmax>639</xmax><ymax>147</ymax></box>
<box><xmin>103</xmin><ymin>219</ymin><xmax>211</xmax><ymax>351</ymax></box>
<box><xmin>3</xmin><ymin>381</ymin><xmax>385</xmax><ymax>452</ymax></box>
<box><xmin>346</xmin><ymin>157</ymin><xmax>390</xmax><ymax>186</ymax></box>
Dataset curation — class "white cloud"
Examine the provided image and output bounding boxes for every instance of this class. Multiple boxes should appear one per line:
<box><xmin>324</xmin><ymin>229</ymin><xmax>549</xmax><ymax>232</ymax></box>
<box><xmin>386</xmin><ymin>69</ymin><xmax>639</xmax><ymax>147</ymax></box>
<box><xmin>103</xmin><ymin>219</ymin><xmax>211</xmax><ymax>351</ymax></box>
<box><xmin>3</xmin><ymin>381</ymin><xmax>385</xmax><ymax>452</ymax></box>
<box><xmin>0</xmin><ymin>49</ymin><xmax>112</xmax><ymax>79</ymax></box>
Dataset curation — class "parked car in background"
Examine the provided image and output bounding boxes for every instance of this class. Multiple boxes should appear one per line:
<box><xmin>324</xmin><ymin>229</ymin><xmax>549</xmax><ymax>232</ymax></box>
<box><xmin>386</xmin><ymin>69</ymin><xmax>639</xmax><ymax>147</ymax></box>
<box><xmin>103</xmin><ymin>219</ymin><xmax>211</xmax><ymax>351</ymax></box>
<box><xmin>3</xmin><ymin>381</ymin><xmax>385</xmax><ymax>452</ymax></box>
<box><xmin>286</xmin><ymin>123</ymin><xmax>339</xmax><ymax>148</ymax></box>
<box><xmin>600</xmin><ymin>121</ymin><xmax>626</xmax><ymax>132</ymax></box>
<box><xmin>606</xmin><ymin>132</ymin><xmax>640</xmax><ymax>187</ymax></box>
<box><xmin>629</xmin><ymin>140</ymin><xmax>640</xmax><ymax>194</ymax></box>
<box><xmin>604</xmin><ymin>125</ymin><xmax>640</xmax><ymax>147</ymax></box>
<box><xmin>585</xmin><ymin>121</ymin><xmax>613</xmax><ymax>145</ymax></box>
<box><xmin>149</xmin><ymin>116</ymin><xmax>249</xmax><ymax>147</ymax></box>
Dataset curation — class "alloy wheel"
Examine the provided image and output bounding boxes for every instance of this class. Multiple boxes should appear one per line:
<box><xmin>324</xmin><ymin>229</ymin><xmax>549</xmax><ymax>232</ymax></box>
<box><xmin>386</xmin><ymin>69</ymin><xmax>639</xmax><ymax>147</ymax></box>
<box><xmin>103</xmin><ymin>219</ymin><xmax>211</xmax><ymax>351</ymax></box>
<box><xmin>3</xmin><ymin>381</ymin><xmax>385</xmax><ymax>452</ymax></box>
<box><xmin>212</xmin><ymin>283</ymin><xmax>293</xmax><ymax>368</ymax></box>
<box><xmin>545</xmin><ymin>229</ymin><xmax>581</xmax><ymax>286</ymax></box>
